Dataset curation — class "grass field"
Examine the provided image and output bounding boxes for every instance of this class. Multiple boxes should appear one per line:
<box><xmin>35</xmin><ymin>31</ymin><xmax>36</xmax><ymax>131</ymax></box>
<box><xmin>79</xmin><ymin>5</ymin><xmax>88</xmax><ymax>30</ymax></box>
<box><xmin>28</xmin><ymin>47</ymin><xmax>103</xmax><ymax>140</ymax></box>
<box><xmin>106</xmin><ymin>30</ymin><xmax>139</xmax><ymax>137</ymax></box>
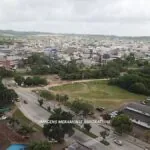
<box><xmin>50</xmin><ymin>80</ymin><xmax>146</xmax><ymax>109</ymax></box>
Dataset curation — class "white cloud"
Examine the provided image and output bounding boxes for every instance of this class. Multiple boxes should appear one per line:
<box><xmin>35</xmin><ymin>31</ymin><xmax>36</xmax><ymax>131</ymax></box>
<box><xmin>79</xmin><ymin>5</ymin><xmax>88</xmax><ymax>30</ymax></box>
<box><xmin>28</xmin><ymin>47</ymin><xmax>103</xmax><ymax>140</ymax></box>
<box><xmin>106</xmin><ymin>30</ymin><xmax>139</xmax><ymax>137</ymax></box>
<box><xmin>0</xmin><ymin>0</ymin><xmax>150</xmax><ymax>35</ymax></box>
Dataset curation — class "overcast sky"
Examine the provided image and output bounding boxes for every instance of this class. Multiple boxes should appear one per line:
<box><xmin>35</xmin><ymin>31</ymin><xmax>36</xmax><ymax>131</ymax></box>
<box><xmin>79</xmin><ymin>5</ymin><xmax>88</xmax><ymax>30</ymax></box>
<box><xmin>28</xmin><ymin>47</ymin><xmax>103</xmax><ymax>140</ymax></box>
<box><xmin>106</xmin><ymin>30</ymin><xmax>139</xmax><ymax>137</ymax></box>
<box><xmin>0</xmin><ymin>0</ymin><xmax>150</xmax><ymax>36</ymax></box>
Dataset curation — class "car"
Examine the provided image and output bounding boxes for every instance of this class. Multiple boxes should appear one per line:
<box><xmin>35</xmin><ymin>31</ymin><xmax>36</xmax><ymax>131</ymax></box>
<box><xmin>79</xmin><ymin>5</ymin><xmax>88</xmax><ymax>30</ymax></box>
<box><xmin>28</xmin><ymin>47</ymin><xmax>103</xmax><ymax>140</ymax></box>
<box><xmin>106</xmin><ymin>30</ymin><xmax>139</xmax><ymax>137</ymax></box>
<box><xmin>88</xmin><ymin>112</ymin><xmax>94</xmax><ymax>115</ymax></box>
<box><xmin>24</xmin><ymin>100</ymin><xmax>28</xmax><ymax>104</ymax></box>
<box><xmin>144</xmin><ymin>147</ymin><xmax>150</xmax><ymax>150</ymax></box>
<box><xmin>16</xmin><ymin>98</ymin><xmax>20</xmax><ymax>102</ymax></box>
<box><xmin>0</xmin><ymin>116</ymin><xmax>7</xmax><ymax>120</ymax></box>
<box><xmin>96</xmin><ymin>107</ymin><xmax>105</xmax><ymax>112</ymax></box>
<box><xmin>114</xmin><ymin>139</ymin><xmax>123</xmax><ymax>146</ymax></box>
<box><xmin>140</xmin><ymin>101</ymin><xmax>146</xmax><ymax>105</ymax></box>
<box><xmin>110</xmin><ymin>111</ymin><xmax>118</xmax><ymax>118</ymax></box>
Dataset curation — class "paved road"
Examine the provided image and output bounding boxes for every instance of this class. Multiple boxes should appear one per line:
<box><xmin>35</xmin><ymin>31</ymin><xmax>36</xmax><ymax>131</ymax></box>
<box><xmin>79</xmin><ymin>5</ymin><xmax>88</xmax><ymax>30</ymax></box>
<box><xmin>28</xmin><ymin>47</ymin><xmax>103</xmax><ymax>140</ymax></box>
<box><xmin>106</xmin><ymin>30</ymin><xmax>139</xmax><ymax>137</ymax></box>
<box><xmin>2</xmin><ymin>79</ymin><xmax>149</xmax><ymax>150</ymax></box>
<box><xmin>71</xmin><ymin>130</ymin><xmax>144</xmax><ymax>150</ymax></box>
<box><xmin>15</xmin><ymin>88</ymin><xmax>50</xmax><ymax>127</ymax></box>
<box><xmin>14</xmin><ymin>88</ymin><xmax>147</xmax><ymax>150</ymax></box>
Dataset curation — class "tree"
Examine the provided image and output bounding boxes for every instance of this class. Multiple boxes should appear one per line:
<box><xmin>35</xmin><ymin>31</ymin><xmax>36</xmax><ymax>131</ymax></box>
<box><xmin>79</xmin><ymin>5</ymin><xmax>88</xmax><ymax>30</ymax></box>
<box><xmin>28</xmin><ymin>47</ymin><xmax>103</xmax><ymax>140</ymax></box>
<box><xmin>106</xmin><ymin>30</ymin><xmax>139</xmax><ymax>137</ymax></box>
<box><xmin>32</xmin><ymin>76</ymin><xmax>47</xmax><ymax>85</ymax></box>
<box><xmin>38</xmin><ymin>99</ymin><xmax>43</xmax><ymax>106</ymax></box>
<box><xmin>0</xmin><ymin>81</ymin><xmax>18</xmax><ymax>107</ymax></box>
<box><xmin>40</xmin><ymin>90</ymin><xmax>55</xmax><ymax>100</ymax></box>
<box><xmin>144</xmin><ymin>130</ymin><xmax>150</xmax><ymax>142</ymax></box>
<box><xmin>56</xmin><ymin>94</ymin><xmax>60</xmax><ymax>101</ymax></box>
<box><xmin>47</xmin><ymin>106</ymin><xmax>51</xmax><ymax>112</ymax></box>
<box><xmin>129</xmin><ymin>82</ymin><xmax>147</xmax><ymax>95</ymax></box>
<box><xmin>112</xmin><ymin>114</ymin><xmax>133</xmax><ymax>134</ymax></box>
<box><xmin>100</xmin><ymin>130</ymin><xmax>109</xmax><ymax>141</ymax></box>
<box><xmin>71</xmin><ymin>100</ymin><xmax>93</xmax><ymax>116</ymax></box>
<box><xmin>62</xmin><ymin>94</ymin><xmax>69</xmax><ymax>103</ymax></box>
<box><xmin>57</xmin><ymin>94</ymin><xmax>69</xmax><ymax>103</ymax></box>
<box><xmin>102</xmin><ymin>113</ymin><xmax>111</xmax><ymax>120</ymax></box>
<box><xmin>28</xmin><ymin>141</ymin><xmax>51</xmax><ymax>150</ymax></box>
<box><xmin>14</xmin><ymin>75</ymin><xmax>25</xmax><ymax>86</ymax></box>
<box><xmin>0</xmin><ymin>67</ymin><xmax>13</xmax><ymax>78</ymax></box>
<box><xmin>43</xmin><ymin>108</ymin><xmax>74</xmax><ymax>143</ymax></box>
<box><xmin>84</xmin><ymin>124</ymin><xmax>91</xmax><ymax>132</ymax></box>
<box><xmin>24</xmin><ymin>77</ymin><xmax>33</xmax><ymax>86</ymax></box>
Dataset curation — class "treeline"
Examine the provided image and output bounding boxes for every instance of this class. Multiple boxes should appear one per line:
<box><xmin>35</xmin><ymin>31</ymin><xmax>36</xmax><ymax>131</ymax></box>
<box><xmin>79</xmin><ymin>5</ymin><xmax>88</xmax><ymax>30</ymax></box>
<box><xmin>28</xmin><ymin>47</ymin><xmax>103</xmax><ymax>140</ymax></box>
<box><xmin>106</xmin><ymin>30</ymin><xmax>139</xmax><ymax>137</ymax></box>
<box><xmin>39</xmin><ymin>90</ymin><xmax>69</xmax><ymax>103</ymax></box>
<box><xmin>27</xmin><ymin>54</ymin><xmax>122</xmax><ymax>80</ymax></box>
<box><xmin>110</xmin><ymin>66</ymin><xmax>150</xmax><ymax>96</ymax></box>
<box><xmin>0</xmin><ymin>68</ymin><xmax>17</xmax><ymax>108</ymax></box>
<box><xmin>38</xmin><ymin>90</ymin><xmax>93</xmax><ymax>116</ymax></box>
<box><xmin>0</xmin><ymin>67</ymin><xmax>14</xmax><ymax>78</ymax></box>
<box><xmin>26</xmin><ymin>53</ymin><xmax>150</xmax><ymax>80</ymax></box>
<box><xmin>14</xmin><ymin>76</ymin><xmax>47</xmax><ymax>86</ymax></box>
<box><xmin>0</xmin><ymin>80</ymin><xmax>17</xmax><ymax>107</ymax></box>
<box><xmin>0</xmin><ymin>39</ymin><xmax>13</xmax><ymax>45</ymax></box>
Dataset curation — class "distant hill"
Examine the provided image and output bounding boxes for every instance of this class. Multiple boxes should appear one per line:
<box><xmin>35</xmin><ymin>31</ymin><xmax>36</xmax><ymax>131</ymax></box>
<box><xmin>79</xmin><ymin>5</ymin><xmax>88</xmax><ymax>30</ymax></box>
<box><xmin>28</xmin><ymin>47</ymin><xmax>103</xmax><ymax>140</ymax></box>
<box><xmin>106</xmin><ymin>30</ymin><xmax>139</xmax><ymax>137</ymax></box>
<box><xmin>0</xmin><ymin>30</ymin><xmax>51</xmax><ymax>36</ymax></box>
<box><xmin>0</xmin><ymin>29</ymin><xmax>150</xmax><ymax>40</ymax></box>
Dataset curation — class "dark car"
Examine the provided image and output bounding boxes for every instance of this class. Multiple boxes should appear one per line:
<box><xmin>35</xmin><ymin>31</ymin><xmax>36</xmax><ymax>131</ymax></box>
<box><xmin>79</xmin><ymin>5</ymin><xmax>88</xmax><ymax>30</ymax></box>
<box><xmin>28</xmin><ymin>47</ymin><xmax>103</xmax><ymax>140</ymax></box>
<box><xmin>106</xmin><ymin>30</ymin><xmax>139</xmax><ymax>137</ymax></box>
<box><xmin>24</xmin><ymin>100</ymin><xmax>28</xmax><ymax>104</ymax></box>
<box><xmin>96</xmin><ymin>107</ymin><xmax>105</xmax><ymax>112</ymax></box>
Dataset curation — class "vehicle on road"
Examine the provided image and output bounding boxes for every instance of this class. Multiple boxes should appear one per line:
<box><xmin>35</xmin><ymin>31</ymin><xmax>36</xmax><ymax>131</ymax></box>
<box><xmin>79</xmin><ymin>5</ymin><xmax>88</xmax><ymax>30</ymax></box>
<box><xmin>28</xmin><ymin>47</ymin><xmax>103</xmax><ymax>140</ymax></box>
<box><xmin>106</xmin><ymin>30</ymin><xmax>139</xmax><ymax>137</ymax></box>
<box><xmin>96</xmin><ymin>107</ymin><xmax>105</xmax><ymax>112</ymax></box>
<box><xmin>16</xmin><ymin>98</ymin><xmax>20</xmax><ymax>102</ymax></box>
<box><xmin>24</xmin><ymin>100</ymin><xmax>28</xmax><ymax>104</ymax></box>
<box><xmin>114</xmin><ymin>139</ymin><xmax>123</xmax><ymax>146</ymax></box>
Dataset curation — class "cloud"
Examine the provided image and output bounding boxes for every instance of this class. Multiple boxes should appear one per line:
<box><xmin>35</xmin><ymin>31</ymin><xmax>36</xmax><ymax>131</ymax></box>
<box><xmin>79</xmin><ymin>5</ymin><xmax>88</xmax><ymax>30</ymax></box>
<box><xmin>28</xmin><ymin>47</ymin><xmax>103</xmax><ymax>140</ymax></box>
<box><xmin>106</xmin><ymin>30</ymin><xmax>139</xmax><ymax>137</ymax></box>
<box><xmin>0</xmin><ymin>0</ymin><xmax>150</xmax><ymax>35</ymax></box>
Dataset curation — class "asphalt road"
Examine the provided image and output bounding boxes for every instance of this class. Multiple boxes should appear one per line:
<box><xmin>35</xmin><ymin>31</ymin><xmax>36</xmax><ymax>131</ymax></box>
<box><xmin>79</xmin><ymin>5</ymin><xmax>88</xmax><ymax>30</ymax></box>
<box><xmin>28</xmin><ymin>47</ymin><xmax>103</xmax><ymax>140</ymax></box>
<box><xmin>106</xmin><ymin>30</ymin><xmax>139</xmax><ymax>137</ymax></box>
<box><xmin>2</xmin><ymin>78</ymin><xmax>149</xmax><ymax>150</ymax></box>
<box><xmin>14</xmin><ymin>88</ymin><xmax>146</xmax><ymax>150</ymax></box>
<box><xmin>15</xmin><ymin>88</ymin><xmax>50</xmax><ymax>127</ymax></box>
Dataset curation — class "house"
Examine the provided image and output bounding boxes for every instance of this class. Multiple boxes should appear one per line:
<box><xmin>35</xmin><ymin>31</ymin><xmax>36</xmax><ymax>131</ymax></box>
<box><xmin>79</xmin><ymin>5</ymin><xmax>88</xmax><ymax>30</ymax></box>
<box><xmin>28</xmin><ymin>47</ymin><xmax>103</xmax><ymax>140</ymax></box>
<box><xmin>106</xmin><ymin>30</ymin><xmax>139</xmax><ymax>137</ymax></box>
<box><xmin>122</xmin><ymin>103</ymin><xmax>150</xmax><ymax>129</ymax></box>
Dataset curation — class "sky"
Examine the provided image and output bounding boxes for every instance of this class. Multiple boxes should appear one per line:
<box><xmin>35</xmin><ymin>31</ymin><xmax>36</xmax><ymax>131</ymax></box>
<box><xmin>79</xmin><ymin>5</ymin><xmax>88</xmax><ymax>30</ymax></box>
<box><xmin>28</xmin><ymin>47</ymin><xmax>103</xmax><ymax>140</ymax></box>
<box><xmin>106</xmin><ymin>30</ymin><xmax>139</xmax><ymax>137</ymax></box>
<box><xmin>0</xmin><ymin>0</ymin><xmax>150</xmax><ymax>36</ymax></box>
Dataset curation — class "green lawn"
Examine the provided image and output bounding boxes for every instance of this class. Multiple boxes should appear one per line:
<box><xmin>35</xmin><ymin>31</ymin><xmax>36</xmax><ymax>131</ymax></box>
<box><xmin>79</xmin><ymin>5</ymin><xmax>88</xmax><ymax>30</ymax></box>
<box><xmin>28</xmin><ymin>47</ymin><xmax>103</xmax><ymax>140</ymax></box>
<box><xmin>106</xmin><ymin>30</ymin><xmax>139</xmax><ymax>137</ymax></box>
<box><xmin>50</xmin><ymin>80</ymin><xmax>146</xmax><ymax>109</ymax></box>
<box><xmin>13</xmin><ymin>108</ymin><xmax>42</xmax><ymax>131</ymax></box>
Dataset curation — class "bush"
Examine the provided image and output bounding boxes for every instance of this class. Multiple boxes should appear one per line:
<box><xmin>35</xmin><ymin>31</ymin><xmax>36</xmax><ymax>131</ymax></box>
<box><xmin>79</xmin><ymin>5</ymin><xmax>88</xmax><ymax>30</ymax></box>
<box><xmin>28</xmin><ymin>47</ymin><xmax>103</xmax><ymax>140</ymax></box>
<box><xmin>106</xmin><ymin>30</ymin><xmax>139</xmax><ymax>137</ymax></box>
<box><xmin>112</xmin><ymin>114</ymin><xmax>132</xmax><ymax>134</ymax></box>
<box><xmin>18</xmin><ymin>125</ymin><xmax>35</xmax><ymax>135</ymax></box>
<box><xmin>40</xmin><ymin>90</ymin><xmax>55</xmax><ymax>100</ymax></box>
<box><xmin>102</xmin><ymin>113</ymin><xmax>111</xmax><ymax>120</ymax></box>
<box><xmin>129</xmin><ymin>82</ymin><xmax>149</xmax><ymax>95</ymax></box>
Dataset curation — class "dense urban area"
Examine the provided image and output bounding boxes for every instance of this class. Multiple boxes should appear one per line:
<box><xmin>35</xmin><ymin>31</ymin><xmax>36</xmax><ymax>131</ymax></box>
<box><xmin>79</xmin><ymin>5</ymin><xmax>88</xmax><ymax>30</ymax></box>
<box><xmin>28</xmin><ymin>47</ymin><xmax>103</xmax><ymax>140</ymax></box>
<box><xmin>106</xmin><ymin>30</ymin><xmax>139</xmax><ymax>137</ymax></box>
<box><xmin>0</xmin><ymin>31</ymin><xmax>150</xmax><ymax>150</ymax></box>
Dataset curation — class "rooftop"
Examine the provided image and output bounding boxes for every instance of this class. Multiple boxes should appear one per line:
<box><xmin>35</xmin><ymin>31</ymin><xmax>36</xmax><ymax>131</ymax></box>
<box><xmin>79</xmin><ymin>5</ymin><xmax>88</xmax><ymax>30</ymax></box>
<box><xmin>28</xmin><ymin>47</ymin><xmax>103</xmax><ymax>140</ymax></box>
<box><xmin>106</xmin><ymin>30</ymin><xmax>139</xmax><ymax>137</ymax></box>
<box><xmin>125</xmin><ymin>103</ymin><xmax>150</xmax><ymax>116</ymax></box>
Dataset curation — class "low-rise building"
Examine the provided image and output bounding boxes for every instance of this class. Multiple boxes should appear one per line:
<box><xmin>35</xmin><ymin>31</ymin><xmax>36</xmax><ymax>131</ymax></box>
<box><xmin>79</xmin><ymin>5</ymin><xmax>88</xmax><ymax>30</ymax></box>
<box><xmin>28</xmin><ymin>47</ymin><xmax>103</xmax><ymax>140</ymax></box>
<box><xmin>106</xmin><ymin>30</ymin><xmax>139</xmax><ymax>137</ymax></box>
<box><xmin>122</xmin><ymin>103</ymin><xmax>150</xmax><ymax>129</ymax></box>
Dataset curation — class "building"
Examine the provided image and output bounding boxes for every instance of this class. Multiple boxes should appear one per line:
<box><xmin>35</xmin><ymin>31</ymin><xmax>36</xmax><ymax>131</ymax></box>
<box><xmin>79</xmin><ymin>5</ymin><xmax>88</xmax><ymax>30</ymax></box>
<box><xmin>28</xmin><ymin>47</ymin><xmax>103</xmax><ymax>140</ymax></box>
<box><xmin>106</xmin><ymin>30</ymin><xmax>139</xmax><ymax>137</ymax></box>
<box><xmin>122</xmin><ymin>103</ymin><xmax>150</xmax><ymax>129</ymax></box>
<box><xmin>44</xmin><ymin>47</ymin><xmax>58</xmax><ymax>58</ymax></box>
<box><xmin>0</xmin><ymin>53</ymin><xmax>21</xmax><ymax>69</ymax></box>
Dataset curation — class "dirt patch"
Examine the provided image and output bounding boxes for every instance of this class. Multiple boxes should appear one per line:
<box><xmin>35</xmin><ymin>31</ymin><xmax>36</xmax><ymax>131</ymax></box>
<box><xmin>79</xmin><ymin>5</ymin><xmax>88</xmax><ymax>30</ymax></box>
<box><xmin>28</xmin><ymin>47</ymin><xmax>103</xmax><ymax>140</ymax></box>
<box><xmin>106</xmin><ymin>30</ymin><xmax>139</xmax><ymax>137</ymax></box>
<box><xmin>0</xmin><ymin>121</ymin><xmax>28</xmax><ymax>149</ymax></box>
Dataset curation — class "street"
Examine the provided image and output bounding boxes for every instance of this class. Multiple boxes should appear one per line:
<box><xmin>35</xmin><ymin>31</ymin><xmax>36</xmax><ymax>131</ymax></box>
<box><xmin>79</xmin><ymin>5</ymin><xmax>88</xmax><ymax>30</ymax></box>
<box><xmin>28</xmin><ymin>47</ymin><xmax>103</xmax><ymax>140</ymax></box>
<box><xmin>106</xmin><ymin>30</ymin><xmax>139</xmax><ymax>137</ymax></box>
<box><xmin>2</xmin><ymin>79</ymin><xmax>149</xmax><ymax>150</ymax></box>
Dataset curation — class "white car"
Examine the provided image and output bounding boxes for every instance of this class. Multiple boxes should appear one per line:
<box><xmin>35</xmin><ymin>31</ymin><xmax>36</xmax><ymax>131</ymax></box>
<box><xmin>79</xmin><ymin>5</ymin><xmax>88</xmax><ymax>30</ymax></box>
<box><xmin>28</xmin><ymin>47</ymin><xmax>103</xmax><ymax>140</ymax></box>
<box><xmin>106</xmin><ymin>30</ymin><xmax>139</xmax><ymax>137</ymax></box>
<box><xmin>114</xmin><ymin>139</ymin><xmax>123</xmax><ymax>146</ymax></box>
<box><xmin>0</xmin><ymin>116</ymin><xmax>7</xmax><ymax>120</ymax></box>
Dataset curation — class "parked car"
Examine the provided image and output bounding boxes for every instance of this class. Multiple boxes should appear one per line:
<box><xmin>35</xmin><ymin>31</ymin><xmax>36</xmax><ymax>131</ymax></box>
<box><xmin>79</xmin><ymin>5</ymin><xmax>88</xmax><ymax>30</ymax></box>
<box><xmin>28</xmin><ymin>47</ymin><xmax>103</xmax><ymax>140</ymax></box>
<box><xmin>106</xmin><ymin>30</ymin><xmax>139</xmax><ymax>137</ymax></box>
<box><xmin>24</xmin><ymin>100</ymin><xmax>28</xmax><ymax>104</ymax></box>
<box><xmin>16</xmin><ymin>98</ymin><xmax>20</xmax><ymax>102</ymax></box>
<box><xmin>0</xmin><ymin>115</ymin><xmax>7</xmax><ymax>120</ymax></box>
<box><xmin>96</xmin><ymin>107</ymin><xmax>105</xmax><ymax>112</ymax></box>
<box><xmin>114</xmin><ymin>139</ymin><xmax>123</xmax><ymax>146</ymax></box>
<box><xmin>88</xmin><ymin>112</ymin><xmax>94</xmax><ymax>115</ymax></box>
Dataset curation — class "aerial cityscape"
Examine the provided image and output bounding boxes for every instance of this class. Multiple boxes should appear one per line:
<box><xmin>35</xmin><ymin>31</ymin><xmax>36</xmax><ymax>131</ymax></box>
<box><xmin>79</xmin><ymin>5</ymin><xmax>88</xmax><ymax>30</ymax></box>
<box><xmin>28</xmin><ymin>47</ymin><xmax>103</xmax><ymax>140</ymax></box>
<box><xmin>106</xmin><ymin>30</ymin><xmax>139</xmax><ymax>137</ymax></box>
<box><xmin>0</xmin><ymin>0</ymin><xmax>150</xmax><ymax>150</ymax></box>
